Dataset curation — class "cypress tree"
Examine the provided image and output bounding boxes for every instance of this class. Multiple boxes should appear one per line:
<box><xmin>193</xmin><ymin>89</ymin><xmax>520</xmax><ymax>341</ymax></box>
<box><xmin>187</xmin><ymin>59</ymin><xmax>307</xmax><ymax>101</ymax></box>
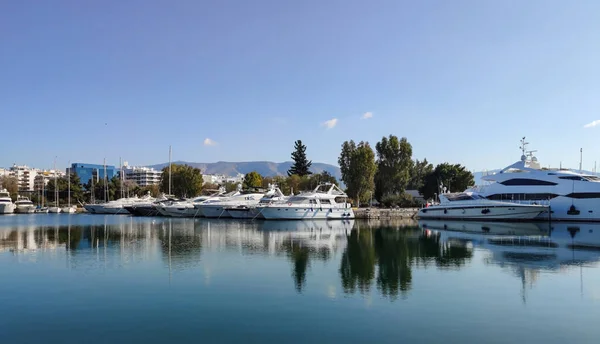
<box><xmin>287</xmin><ymin>140</ymin><xmax>313</xmax><ymax>176</ymax></box>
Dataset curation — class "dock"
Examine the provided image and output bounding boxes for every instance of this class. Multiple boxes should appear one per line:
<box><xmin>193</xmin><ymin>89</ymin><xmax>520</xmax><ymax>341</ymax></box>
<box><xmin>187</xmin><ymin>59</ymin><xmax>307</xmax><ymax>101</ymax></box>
<box><xmin>354</xmin><ymin>207</ymin><xmax>419</xmax><ymax>219</ymax></box>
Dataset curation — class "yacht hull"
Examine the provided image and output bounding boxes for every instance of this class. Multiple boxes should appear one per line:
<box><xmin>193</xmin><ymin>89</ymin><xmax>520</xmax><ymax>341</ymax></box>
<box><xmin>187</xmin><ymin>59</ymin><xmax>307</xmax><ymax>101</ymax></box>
<box><xmin>200</xmin><ymin>205</ymin><xmax>232</xmax><ymax>218</ymax></box>
<box><xmin>418</xmin><ymin>205</ymin><xmax>547</xmax><ymax>221</ymax></box>
<box><xmin>126</xmin><ymin>205</ymin><xmax>161</xmax><ymax>217</ymax></box>
<box><xmin>48</xmin><ymin>207</ymin><xmax>62</xmax><ymax>213</ymax></box>
<box><xmin>226</xmin><ymin>207</ymin><xmax>254</xmax><ymax>219</ymax></box>
<box><xmin>161</xmin><ymin>207</ymin><xmax>201</xmax><ymax>218</ymax></box>
<box><xmin>259</xmin><ymin>206</ymin><xmax>355</xmax><ymax>220</ymax></box>
<box><xmin>61</xmin><ymin>206</ymin><xmax>76</xmax><ymax>214</ymax></box>
<box><xmin>0</xmin><ymin>203</ymin><xmax>16</xmax><ymax>214</ymax></box>
<box><xmin>15</xmin><ymin>205</ymin><xmax>35</xmax><ymax>214</ymax></box>
<box><xmin>101</xmin><ymin>206</ymin><xmax>129</xmax><ymax>215</ymax></box>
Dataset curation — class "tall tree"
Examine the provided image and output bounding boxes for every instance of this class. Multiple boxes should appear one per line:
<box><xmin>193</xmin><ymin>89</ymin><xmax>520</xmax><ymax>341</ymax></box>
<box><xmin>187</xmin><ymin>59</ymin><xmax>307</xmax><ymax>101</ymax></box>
<box><xmin>159</xmin><ymin>164</ymin><xmax>203</xmax><ymax>198</ymax></box>
<box><xmin>419</xmin><ymin>163</ymin><xmax>475</xmax><ymax>200</ymax></box>
<box><xmin>338</xmin><ymin>140</ymin><xmax>377</xmax><ymax>207</ymax></box>
<box><xmin>407</xmin><ymin>158</ymin><xmax>434</xmax><ymax>190</ymax></box>
<box><xmin>243</xmin><ymin>171</ymin><xmax>263</xmax><ymax>189</ymax></box>
<box><xmin>287</xmin><ymin>140</ymin><xmax>312</xmax><ymax>176</ymax></box>
<box><xmin>0</xmin><ymin>176</ymin><xmax>18</xmax><ymax>199</ymax></box>
<box><xmin>374</xmin><ymin>135</ymin><xmax>414</xmax><ymax>201</ymax></box>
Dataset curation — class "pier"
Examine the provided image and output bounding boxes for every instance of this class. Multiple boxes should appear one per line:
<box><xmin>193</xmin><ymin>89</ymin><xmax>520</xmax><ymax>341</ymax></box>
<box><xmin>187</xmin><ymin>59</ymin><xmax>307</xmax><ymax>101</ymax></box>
<box><xmin>354</xmin><ymin>207</ymin><xmax>419</xmax><ymax>219</ymax></box>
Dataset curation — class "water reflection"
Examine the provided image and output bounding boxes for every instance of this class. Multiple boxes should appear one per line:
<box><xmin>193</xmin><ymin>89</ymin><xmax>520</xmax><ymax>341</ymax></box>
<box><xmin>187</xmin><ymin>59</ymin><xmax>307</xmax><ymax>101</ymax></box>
<box><xmin>1</xmin><ymin>216</ymin><xmax>600</xmax><ymax>301</ymax></box>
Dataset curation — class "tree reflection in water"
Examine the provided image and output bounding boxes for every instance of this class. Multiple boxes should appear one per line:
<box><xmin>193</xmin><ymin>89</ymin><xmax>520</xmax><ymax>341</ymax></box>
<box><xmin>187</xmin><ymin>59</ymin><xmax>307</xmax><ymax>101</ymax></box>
<box><xmin>340</xmin><ymin>224</ymin><xmax>473</xmax><ymax>300</ymax></box>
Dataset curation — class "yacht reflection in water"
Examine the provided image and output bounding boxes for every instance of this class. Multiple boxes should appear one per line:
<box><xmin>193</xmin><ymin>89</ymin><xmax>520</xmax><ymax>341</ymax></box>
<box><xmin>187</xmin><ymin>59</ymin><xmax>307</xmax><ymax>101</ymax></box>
<box><xmin>2</xmin><ymin>217</ymin><xmax>599</xmax><ymax>301</ymax></box>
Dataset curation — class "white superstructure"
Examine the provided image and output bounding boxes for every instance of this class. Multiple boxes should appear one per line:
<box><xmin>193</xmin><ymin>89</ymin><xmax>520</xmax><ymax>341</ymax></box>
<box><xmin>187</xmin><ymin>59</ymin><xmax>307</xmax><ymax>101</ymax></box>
<box><xmin>258</xmin><ymin>183</ymin><xmax>354</xmax><ymax>220</ymax></box>
<box><xmin>0</xmin><ymin>189</ymin><xmax>16</xmax><ymax>214</ymax></box>
<box><xmin>14</xmin><ymin>196</ymin><xmax>35</xmax><ymax>214</ymax></box>
<box><xmin>468</xmin><ymin>137</ymin><xmax>600</xmax><ymax>221</ymax></box>
<box><xmin>226</xmin><ymin>184</ymin><xmax>289</xmax><ymax>219</ymax></box>
<box><xmin>199</xmin><ymin>188</ymin><xmax>264</xmax><ymax>218</ymax></box>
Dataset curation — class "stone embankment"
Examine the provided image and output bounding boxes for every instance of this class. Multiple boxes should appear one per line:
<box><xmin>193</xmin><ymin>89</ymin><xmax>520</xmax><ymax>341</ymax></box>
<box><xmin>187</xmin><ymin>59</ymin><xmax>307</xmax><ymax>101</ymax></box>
<box><xmin>354</xmin><ymin>207</ymin><xmax>419</xmax><ymax>219</ymax></box>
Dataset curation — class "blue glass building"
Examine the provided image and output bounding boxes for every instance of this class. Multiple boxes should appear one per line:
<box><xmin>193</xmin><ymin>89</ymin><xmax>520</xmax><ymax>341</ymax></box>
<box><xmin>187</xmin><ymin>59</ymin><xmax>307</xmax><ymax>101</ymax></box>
<box><xmin>71</xmin><ymin>163</ymin><xmax>116</xmax><ymax>185</ymax></box>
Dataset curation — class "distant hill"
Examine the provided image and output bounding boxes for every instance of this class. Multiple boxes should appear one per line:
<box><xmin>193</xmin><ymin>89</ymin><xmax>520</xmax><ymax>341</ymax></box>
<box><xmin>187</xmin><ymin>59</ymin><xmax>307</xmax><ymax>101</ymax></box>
<box><xmin>147</xmin><ymin>161</ymin><xmax>342</xmax><ymax>180</ymax></box>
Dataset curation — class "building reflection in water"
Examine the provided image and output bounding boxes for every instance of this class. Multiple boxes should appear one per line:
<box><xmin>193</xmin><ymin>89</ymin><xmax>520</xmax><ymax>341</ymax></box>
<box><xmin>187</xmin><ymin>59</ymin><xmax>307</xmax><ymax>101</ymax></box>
<box><xmin>1</xmin><ymin>216</ymin><xmax>600</xmax><ymax>301</ymax></box>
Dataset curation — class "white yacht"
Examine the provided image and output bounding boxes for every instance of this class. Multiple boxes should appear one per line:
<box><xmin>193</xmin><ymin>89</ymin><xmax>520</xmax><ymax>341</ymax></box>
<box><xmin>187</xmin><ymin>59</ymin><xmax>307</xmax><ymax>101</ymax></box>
<box><xmin>14</xmin><ymin>196</ymin><xmax>35</xmax><ymax>214</ymax></box>
<box><xmin>199</xmin><ymin>188</ymin><xmax>264</xmax><ymax>218</ymax></box>
<box><xmin>84</xmin><ymin>195</ymin><xmax>152</xmax><ymax>215</ymax></box>
<box><xmin>226</xmin><ymin>184</ymin><xmax>289</xmax><ymax>219</ymax></box>
<box><xmin>0</xmin><ymin>189</ymin><xmax>16</xmax><ymax>214</ymax></box>
<box><xmin>417</xmin><ymin>190</ymin><xmax>548</xmax><ymax>221</ymax></box>
<box><xmin>258</xmin><ymin>183</ymin><xmax>354</xmax><ymax>220</ymax></box>
<box><xmin>156</xmin><ymin>196</ymin><xmax>211</xmax><ymax>217</ymax></box>
<box><xmin>468</xmin><ymin>137</ymin><xmax>600</xmax><ymax>222</ymax></box>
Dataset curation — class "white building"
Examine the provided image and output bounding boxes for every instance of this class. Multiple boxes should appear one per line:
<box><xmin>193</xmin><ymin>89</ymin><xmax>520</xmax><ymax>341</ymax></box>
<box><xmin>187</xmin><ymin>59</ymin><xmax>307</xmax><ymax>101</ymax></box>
<box><xmin>33</xmin><ymin>170</ymin><xmax>66</xmax><ymax>191</ymax></box>
<box><xmin>124</xmin><ymin>166</ymin><xmax>162</xmax><ymax>187</ymax></box>
<box><xmin>202</xmin><ymin>173</ymin><xmax>245</xmax><ymax>185</ymax></box>
<box><xmin>7</xmin><ymin>165</ymin><xmax>42</xmax><ymax>191</ymax></box>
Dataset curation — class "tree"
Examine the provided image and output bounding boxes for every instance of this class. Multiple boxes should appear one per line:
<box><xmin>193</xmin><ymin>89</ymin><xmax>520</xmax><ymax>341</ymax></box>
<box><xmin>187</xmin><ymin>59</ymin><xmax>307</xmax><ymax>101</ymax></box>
<box><xmin>287</xmin><ymin>140</ymin><xmax>312</xmax><ymax>176</ymax></box>
<box><xmin>46</xmin><ymin>174</ymin><xmax>85</xmax><ymax>204</ymax></box>
<box><xmin>374</xmin><ymin>135</ymin><xmax>413</xmax><ymax>201</ymax></box>
<box><xmin>159</xmin><ymin>164</ymin><xmax>203</xmax><ymax>198</ymax></box>
<box><xmin>419</xmin><ymin>163</ymin><xmax>475</xmax><ymax>201</ymax></box>
<box><xmin>243</xmin><ymin>171</ymin><xmax>263</xmax><ymax>189</ymax></box>
<box><xmin>407</xmin><ymin>158</ymin><xmax>434</xmax><ymax>190</ymax></box>
<box><xmin>300</xmin><ymin>171</ymin><xmax>338</xmax><ymax>191</ymax></box>
<box><xmin>0</xmin><ymin>176</ymin><xmax>18</xmax><ymax>200</ymax></box>
<box><xmin>338</xmin><ymin>140</ymin><xmax>377</xmax><ymax>207</ymax></box>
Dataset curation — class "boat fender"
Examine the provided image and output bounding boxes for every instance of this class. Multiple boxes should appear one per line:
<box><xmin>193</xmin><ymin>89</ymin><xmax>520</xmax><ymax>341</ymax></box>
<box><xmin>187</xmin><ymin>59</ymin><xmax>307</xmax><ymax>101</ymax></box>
<box><xmin>443</xmin><ymin>209</ymin><xmax>447</xmax><ymax>214</ymax></box>
<box><xmin>287</xmin><ymin>202</ymin><xmax>292</xmax><ymax>206</ymax></box>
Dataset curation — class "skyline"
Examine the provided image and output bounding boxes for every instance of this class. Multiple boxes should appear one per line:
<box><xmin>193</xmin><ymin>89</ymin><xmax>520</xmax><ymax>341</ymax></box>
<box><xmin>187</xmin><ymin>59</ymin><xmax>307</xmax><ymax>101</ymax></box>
<box><xmin>2</xmin><ymin>1</ymin><xmax>600</xmax><ymax>171</ymax></box>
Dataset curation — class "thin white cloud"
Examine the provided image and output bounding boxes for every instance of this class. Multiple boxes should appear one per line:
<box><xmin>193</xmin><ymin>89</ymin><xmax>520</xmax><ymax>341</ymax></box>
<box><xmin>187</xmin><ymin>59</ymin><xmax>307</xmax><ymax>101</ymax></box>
<box><xmin>203</xmin><ymin>138</ymin><xmax>217</xmax><ymax>146</ymax></box>
<box><xmin>322</xmin><ymin>118</ymin><xmax>338</xmax><ymax>129</ymax></box>
<box><xmin>584</xmin><ymin>120</ymin><xmax>600</xmax><ymax>128</ymax></box>
<box><xmin>361</xmin><ymin>112</ymin><xmax>373</xmax><ymax>119</ymax></box>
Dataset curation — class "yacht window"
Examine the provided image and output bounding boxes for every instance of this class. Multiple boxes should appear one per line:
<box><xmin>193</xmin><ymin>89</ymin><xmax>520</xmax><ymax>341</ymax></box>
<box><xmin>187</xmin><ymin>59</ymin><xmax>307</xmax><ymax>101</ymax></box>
<box><xmin>445</xmin><ymin>193</ymin><xmax>475</xmax><ymax>201</ymax></box>
<box><xmin>486</xmin><ymin>193</ymin><xmax>559</xmax><ymax>201</ymax></box>
<box><xmin>584</xmin><ymin>176</ymin><xmax>600</xmax><ymax>182</ymax></box>
<box><xmin>558</xmin><ymin>176</ymin><xmax>585</xmax><ymax>181</ymax></box>
<box><xmin>500</xmin><ymin>178</ymin><xmax>557</xmax><ymax>186</ymax></box>
<box><xmin>320</xmin><ymin>199</ymin><xmax>332</xmax><ymax>204</ymax></box>
<box><xmin>565</xmin><ymin>192</ymin><xmax>600</xmax><ymax>199</ymax></box>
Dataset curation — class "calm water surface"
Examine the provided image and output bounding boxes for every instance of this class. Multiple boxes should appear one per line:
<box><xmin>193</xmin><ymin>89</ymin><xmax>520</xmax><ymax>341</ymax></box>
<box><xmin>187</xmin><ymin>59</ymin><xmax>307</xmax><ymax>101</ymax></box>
<box><xmin>1</xmin><ymin>214</ymin><xmax>599</xmax><ymax>343</ymax></box>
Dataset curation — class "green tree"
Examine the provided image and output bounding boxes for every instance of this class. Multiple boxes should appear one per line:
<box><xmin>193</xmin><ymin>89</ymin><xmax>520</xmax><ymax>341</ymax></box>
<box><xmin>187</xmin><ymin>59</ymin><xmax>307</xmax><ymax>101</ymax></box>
<box><xmin>0</xmin><ymin>176</ymin><xmax>19</xmax><ymax>200</ymax></box>
<box><xmin>374</xmin><ymin>135</ymin><xmax>413</xmax><ymax>201</ymax></box>
<box><xmin>407</xmin><ymin>158</ymin><xmax>434</xmax><ymax>190</ymax></box>
<box><xmin>419</xmin><ymin>163</ymin><xmax>475</xmax><ymax>201</ymax></box>
<box><xmin>46</xmin><ymin>174</ymin><xmax>84</xmax><ymax>205</ymax></box>
<box><xmin>159</xmin><ymin>164</ymin><xmax>203</xmax><ymax>198</ymax></box>
<box><xmin>338</xmin><ymin>140</ymin><xmax>377</xmax><ymax>207</ymax></box>
<box><xmin>243</xmin><ymin>171</ymin><xmax>263</xmax><ymax>189</ymax></box>
<box><xmin>287</xmin><ymin>140</ymin><xmax>312</xmax><ymax>176</ymax></box>
<box><xmin>223</xmin><ymin>181</ymin><xmax>239</xmax><ymax>193</ymax></box>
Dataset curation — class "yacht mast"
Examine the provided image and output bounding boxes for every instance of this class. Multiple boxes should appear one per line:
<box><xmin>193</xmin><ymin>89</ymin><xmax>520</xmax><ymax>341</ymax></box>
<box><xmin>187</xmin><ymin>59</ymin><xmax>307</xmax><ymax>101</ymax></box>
<box><xmin>120</xmin><ymin>157</ymin><xmax>123</xmax><ymax>199</ymax></box>
<box><xmin>169</xmin><ymin>145</ymin><xmax>172</xmax><ymax>196</ymax></box>
<box><xmin>580</xmin><ymin>148</ymin><xmax>583</xmax><ymax>173</ymax></box>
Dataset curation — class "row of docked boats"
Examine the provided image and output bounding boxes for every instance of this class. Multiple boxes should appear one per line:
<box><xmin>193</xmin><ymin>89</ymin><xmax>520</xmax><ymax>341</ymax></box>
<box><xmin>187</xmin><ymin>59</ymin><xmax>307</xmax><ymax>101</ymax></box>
<box><xmin>84</xmin><ymin>183</ymin><xmax>355</xmax><ymax>220</ymax></box>
<box><xmin>0</xmin><ymin>189</ymin><xmax>76</xmax><ymax>214</ymax></box>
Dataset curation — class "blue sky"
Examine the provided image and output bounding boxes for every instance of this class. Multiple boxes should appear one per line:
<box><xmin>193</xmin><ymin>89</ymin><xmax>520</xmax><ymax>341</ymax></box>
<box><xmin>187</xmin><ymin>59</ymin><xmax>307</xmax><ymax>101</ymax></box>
<box><xmin>2</xmin><ymin>0</ymin><xmax>600</xmax><ymax>172</ymax></box>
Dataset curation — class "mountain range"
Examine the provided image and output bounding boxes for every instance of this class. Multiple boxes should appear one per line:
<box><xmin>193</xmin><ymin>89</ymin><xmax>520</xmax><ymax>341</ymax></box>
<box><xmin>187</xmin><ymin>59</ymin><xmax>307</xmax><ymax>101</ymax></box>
<box><xmin>147</xmin><ymin>161</ymin><xmax>342</xmax><ymax>180</ymax></box>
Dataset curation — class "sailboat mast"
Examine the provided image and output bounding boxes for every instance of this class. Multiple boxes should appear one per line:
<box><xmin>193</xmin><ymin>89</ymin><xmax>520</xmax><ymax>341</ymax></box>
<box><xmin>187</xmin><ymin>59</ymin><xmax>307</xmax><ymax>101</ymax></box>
<box><xmin>104</xmin><ymin>158</ymin><xmax>108</xmax><ymax>202</ymax></box>
<box><xmin>579</xmin><ymin>148</ymin><xmax>583</xmax><ymax>173</ymax></box>
<box><xmin>54</xmin><ymin>157</ymin><xmax>58</xmax><ymax>207</ymax></box>
<box><xmin>169</xmin><ymin>145</ymin><xmax>172</xmax><ymax>195</ymax></box>
<box><xmin>67</xmin><ymin>161</ymin><xmax>71</xmax><ymax>207</ymax></box>
<box><xmin>120</xmin><ymin>157</ymin><xmax>123</xmax><ymax>199</ymax></box>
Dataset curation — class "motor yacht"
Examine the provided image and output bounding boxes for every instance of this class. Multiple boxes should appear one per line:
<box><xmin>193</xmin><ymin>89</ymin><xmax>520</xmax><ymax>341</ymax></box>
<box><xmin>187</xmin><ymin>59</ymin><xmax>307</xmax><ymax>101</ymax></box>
<box><xmin>14</xmin><ymin>196</ymin><xmax>35</xmax><ymax>214</ymax></box>
<box><xmin>417</xmin><ymin>190</ymin><xmax>548</xmax><ymax>221</ymax></box>
<box><xmin>156</xmin><ymin>196</ymin><xmax>210</xmax><ymax>217</ymax></box>
<box><xmin>225</xmin><ymin>184</ymin><xmax>289</xmax><ymax>219</ymax></box>
<box><xmin>197</xmin><ymin>185</ymin><xmax>263</xmax><ymax>218</ymax></box>
<box><xmin>0</xmin><ymin>189</ymin><xmax>16</xmax><ymax>214</ymax></box>
<box><xmin>258</xmin><ymin>183</ymin><xmax>354</xmax><ymax>220</ymax></box>
<box><xmin>467</xmin><ymin>137</ymin><xmax>600</xmax><ymax>221</ymax></box>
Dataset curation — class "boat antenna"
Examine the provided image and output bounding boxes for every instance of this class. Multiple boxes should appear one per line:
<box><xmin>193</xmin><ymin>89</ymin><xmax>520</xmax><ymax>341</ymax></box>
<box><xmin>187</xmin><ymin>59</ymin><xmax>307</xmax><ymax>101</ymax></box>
<box><xmin>579</xmin><ymin>148</ymin><xmax>583</xmax><ymax>173</ymax></box>
<box><xmin>519</xmin><ymin>137</ymin><xmax>529</xmax><ymax>156</ymax></box>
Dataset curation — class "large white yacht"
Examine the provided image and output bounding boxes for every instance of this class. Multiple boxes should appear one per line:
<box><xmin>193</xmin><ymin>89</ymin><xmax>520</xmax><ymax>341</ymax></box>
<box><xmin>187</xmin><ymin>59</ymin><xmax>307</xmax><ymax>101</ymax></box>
<box><xmin>417</xmin><ymin>190</ymin><xmax>548</xmax><ymax>221</ymax></box>
<box><xmin>199</xmin><ymin>186</ymin><xmax>264</xmax><ymax>218</ymax></box>
<box><xmin>0</xmin><ymin>189</ymin><xmax>16</xmax><ymax>214</ymax></box>
<box><xmin>258</xmin><ymin>183</ymin><xmax>354</xmax><ymax>220</ymax></box>
<box><xmin>14</xmin><ymin>196</ymin><xmax>36</xmax><ymax>214</ymax></box>
<box><xmin>468</xmin><ymin>137</ymin><xmax>600</xmax><ymax>222</ymax></box>
<box><xmin>226</xmin><ymin>184</ymin><xmax>289</xmax><ymax>219</ymax></box>
<box><xmin>84</xmin><ymin>195</ymin><xmax>153</xmax><ymax>214</ymax></box>
<box><xmin>156</xmin><ymin>196</ymin><xmax>211</xmax><ymax>217</ymax></box>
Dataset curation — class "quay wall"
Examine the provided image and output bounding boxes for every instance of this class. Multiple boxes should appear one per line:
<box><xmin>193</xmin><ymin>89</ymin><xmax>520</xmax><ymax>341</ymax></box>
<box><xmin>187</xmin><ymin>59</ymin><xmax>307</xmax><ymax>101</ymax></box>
<box><xmin>354</xmin><ymin>207</ymin><xmax>419</xmax><ymax>219</ymax></box>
